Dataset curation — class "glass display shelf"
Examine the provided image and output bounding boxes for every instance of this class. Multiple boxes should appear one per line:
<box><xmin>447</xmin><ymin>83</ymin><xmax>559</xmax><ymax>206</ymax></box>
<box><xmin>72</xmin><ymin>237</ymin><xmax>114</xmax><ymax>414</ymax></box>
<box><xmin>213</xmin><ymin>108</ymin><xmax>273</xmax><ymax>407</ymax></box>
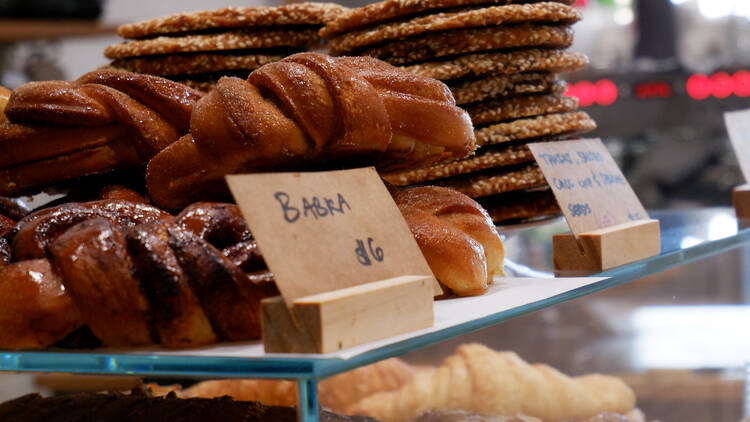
<box><xmin>0</xmin><ymin>208</ymin><xmax>745</xmax><ymax>378</ymax></box>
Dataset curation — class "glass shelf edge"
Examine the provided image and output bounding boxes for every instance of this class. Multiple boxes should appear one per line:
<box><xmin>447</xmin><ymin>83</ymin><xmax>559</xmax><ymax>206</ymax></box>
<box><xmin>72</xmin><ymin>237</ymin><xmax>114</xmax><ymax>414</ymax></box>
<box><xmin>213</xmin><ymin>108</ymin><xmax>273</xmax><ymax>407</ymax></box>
<box><xmin>2</xmin><ymin>214</ymin><xmax>750</xmax><ymax>380</ymax></box>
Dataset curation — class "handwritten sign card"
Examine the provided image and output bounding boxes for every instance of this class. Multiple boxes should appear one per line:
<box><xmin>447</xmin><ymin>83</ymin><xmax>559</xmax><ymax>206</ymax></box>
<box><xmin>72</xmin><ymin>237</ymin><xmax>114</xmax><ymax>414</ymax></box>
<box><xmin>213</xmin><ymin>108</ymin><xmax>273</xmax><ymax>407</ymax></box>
<box><xmin>528</xmin><ymin>138</ymin><xmax>649</xmax><ymax>236</ymax></box>
<box><xmin>725</xmin><ymin>109</ymin><xmax>750</xmax><ymax>182</ymax></box>
<box><xmin>226</xmin><ymin>168</ymin><xmax>436</xmax><ymax>306</ymax></box>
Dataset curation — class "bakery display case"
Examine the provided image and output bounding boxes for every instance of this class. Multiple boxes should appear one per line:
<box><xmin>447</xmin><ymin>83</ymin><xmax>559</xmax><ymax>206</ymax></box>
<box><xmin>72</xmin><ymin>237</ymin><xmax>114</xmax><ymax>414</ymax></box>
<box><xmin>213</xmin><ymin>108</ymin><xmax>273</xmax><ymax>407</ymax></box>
<box><xmin>1</xmin><ymin>207</ymin><xmax>749</xmax><ymax>421</ymax></box>
<box><xmin>3</xmin><ymin>1</ymin><xmax>750</xmax><ymax>421</ymax></box>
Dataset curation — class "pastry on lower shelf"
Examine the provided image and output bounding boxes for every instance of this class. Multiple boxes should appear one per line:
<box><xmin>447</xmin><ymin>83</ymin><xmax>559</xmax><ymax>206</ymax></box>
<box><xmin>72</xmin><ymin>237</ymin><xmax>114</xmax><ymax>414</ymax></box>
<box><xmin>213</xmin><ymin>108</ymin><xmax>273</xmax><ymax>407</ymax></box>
<box><xmin>150</xmin><ymin>357</ymin><xmax>420</xmax><ymax>414</ymax></box>
<box><xmin>412</xmin><ymin>410</ymin><xmax>646</xmax><ymax>422</ymax></box>
<box><xmin>0</xmin><ymin>389</ymin><xmax>377</xmax><ymax>422</ymax></box>
<box><xmin>346</xmin><ymin>344</ymin><xmax>636</xmax><ymax>422</ymax></box>
<box><xmin>393</xmin><ymin>186</ymin><xmax>504</xmax><ymax>296</ymax></box>
<box><xmin>413</xmin><ymin>410</ymin><xmax>541</xmax><ymax>422</ymax></box>
<box><xmin>562</xmin><ymin>409</ymin><xmax>646</xmax><ymax>422</ymax></box>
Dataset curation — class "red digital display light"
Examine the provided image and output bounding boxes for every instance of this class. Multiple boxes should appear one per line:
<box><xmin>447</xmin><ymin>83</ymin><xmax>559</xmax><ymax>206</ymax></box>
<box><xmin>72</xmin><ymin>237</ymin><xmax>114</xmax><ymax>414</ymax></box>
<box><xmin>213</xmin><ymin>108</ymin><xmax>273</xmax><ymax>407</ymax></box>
<box><xmin>565</xmin><ymin>79</ymin><xmax>618</xmax><ymax>107</ymax></box>
<box><xmin>595</xmin><ymin>79</ymin><xmax>618</xmax><ymax>106</ymax></box>
<box><xmin>733</xmin><ymin>70</ymin><xmax>750</xmax><ymax>97</ymax></box>
<box><xmin>635</xmin><ymin>82</ymin><xmax>672</xmax><ymax>99</ymax></box>
<box><xmin>685</xmin><ymin>71</ymin><xmax>750</xmax><ymax>100</ymax></box>
<box><xmin>686</xmin><ymin>73</ymin><xmax>712</xmax><ymax>100</ymax></box>
<box><xmin>711</xmin><ymin>72</ymin><xmax>733</xmax><ymax>99</ymax></box>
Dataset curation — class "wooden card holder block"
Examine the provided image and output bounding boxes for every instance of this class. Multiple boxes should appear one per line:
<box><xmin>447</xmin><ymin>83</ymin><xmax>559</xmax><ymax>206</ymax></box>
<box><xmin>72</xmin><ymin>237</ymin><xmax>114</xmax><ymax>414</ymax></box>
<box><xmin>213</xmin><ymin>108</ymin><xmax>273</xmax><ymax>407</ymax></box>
<box><xmin>553</xmin><ymin>219</ymin><xmax>661</xmax><ymax>272</ymax></box>
<box><xmin>733</xmin><ymin>184</ymin><xmax>750</xmax><ymax>220</ymax></box>
<box><xmin>262</xmin><ymin>275</ymin><xmax>434</xmax><ymax>354</ymax></box>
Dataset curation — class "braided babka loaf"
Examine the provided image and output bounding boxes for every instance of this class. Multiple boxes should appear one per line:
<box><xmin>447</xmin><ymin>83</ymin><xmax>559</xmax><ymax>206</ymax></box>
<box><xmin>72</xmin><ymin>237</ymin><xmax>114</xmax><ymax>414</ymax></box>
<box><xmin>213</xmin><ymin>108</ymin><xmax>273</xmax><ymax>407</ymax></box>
<box><xmin>0</xmin><ymin>69</ymin><xmax>203</xmax><ymax>196</ymax></box>
<box><xmin>145</xmin><ymin>52</ymin><xmax>476</xmax><ymax>209</ymax></box>
<box><xmin>0</xmin><ymin>194</ymin><xmax>276</xmax><ymax>350</ymax></box>
<box><xmin>0</xmin><ymin>183</ymin><xmax>505</xmax><ymax>350</ymax></box>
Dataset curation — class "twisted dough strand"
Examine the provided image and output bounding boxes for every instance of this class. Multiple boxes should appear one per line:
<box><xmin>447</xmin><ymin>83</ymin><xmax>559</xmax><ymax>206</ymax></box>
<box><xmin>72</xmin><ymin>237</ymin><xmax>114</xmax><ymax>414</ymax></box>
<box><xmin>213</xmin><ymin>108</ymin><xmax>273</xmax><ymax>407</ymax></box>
<box><xmin>0</xmin><ymin>69</ymin><xmax>202</xmax><ymax>196</ymax></box>
<box><xmin>146</xmin><ymin>52</ymin><xmax>475</xmax><ymax>209</ymax></box>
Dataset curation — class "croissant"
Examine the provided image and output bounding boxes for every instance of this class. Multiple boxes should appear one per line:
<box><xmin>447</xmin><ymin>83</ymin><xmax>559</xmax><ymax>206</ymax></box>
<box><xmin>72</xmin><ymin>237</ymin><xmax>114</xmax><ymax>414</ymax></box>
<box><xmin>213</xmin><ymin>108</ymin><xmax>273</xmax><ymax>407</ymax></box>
<box><xmin>145</xmin><ymin>52</ymin><xmax>475</xmax><ymax>209</ymax></box>
<box><xmin>413</xmin><ymin>410</ymin><xmax>643</xmax><ymax>422</ymax></box>
<box><xmin>0</xmin><ymin>199</ymin><xmax>275</xmax><ymax>349</ymax></box>
<box><xmin>346</xmin><ymin>344</ymin><xmax>637</xmax><ymax>422</ymax></box>
<box><xmin>413</xmin><ymin>410</ymin><xmax>541</xmax><ymax>422</ymax></box>
<box><xmin>393</xmin><ymin>186</ymin><xmax>504</xmax><ymax>296</ymax></box>
<box><xmin>0</xmin><ymin>69</ymin><xmax>202</xmax><ymax>196</ymax></box>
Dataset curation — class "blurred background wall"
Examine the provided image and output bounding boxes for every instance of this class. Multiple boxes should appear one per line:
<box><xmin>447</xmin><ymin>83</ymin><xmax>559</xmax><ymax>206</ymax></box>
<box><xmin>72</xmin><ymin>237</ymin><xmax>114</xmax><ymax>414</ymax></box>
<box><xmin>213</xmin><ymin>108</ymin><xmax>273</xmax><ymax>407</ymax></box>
<box><xmin>3</xmin><ymin>0</ymin><xmax>750</xmax><ymax>209</ymax></box>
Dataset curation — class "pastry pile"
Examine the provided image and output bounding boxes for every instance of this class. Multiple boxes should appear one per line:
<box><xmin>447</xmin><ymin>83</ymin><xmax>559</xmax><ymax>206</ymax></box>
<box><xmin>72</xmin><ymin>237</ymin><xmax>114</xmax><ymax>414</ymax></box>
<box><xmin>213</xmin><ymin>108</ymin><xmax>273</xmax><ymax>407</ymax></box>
<box><xmin>105</xmin><ymin>3</ymin><xmax>347</xmax><ymax>92</ymax></box>
<box><xmin>321</xmin><ymin>0</ymin><xmax>596</xmax><ymax>223</ymax></box>
<box><xmin>0</xmin><ymin>49</ymin><xmax>498</xmax><ymax>301</ymax></box>
<box><xmin>0</xmin><ymin>185</ymin><xmax>504</xmax><ymax>350</ymax></box>
<box><xmin>0</xmin><ymin>194</ymin><xmax>277</xmax><ymax>350</ymax></box>
<box><xmin>147</xmin><ymin>344</ymin><xmax>643</xmax><ymax>422</ymax></box>
<box><xmin>148</xmin><ymin>358</ymin><xmax>418</xmax><ymax>414</ymax></box>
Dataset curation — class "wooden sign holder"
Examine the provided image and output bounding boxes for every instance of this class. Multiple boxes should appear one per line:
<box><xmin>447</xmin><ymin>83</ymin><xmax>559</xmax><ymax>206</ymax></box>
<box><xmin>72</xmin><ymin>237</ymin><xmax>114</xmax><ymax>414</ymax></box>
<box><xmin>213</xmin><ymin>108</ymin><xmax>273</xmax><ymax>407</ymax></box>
<box><xmin>262</xmin><ymin>275</ymin><xmax>435</xmax><ymax>354</ymax></box>
<box><xmin>733</xmin><ymin>184</ymin><xmax>750</xmax><ymax>220</ymax></box>
<box><xmin>553</xmin><ymin>219</ymin><xmax>661</xmax><ymax>272</ymax></box>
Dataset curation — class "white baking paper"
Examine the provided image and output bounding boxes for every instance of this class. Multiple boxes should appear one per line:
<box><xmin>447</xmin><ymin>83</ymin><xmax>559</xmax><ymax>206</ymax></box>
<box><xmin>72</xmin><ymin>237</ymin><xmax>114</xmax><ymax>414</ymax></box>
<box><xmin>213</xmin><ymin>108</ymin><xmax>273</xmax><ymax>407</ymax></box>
<box><xmin>111</xmin><ymin>276</ymin><xmax>606</xmax><ymax>360</ymax></box>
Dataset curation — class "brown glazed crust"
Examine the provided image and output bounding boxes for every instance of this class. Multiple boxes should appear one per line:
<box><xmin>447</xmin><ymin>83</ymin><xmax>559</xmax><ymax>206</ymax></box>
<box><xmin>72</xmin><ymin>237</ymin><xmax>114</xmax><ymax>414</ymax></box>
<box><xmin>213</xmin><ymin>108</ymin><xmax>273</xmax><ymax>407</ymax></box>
<box><xmin>11</xmin><ymin>199</ymin><xmax>172</xmax><ymax>261</ymax></box>
<box><xmin>393</xmin><ymin>186</ymin><xmax>504</xmax><ymax>296</ymax></box>
<box><xmin>126</xmin><ymin>223</ymin><xmax>218</xmax><ymax>348</ymax></box>
<box><xmin>1</xmin><ymin>69</ymin><xmax>202</xmax><ymax>196</ymax></box>
<box><xmin>167</xmin><ymin>226</ymin><xmax>266</xmax><ymax>341</ymax></box>
<box><xmin>50</xmin><ymin>218</ymin><xmax>154</xmax><ymax>347</ymax></box>
<box><xmin>0</xmin><ymin>259</ymin><xmax>83</xmax><ymax>349</ymax></box>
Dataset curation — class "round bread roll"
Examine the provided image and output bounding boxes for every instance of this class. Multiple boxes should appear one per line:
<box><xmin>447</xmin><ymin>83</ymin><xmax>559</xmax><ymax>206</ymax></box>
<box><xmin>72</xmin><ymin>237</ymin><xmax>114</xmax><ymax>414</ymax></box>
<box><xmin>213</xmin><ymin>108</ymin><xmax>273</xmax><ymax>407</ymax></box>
<box><xmin>393</xmin><ymin>186</ymin><xmax>505</xmax><ymax>296</ymax></box>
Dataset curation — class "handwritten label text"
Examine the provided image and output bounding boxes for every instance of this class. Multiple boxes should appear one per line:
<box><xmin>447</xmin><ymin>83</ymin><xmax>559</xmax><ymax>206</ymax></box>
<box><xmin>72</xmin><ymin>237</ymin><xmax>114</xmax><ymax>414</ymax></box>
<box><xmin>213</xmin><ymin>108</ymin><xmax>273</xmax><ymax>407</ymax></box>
<box><xmin>528</xmin><ymin>139</ymin><xmax>649</xmax><ymax>235</ymax></box>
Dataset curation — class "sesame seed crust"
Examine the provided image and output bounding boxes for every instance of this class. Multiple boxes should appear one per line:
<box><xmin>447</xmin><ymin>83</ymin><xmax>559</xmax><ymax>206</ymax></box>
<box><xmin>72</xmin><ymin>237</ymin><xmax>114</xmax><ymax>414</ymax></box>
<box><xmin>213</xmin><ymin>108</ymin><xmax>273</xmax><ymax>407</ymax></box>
<box><xmin>118</xmin><ymin>3</ymin><xmax>348</xmax><ymax>39</ymax></box>
<box><xmin>466</xmin><ymin>93</ymin><xmax>579</xmax><ymax>125</ymax></box>
<box><xmin>405</xmin><ymin>49</ymin><xmax>587</xmax><ymax>81</ymax></box>
<box><xmin>433</xmin><ymin>163</ymin><xmax>548</xmax><ymax>197</ymax></box>
<box><xmin>383</xmin><ymin>144</ymin><xmax>535</xmax><ymax>185</ymax></box>
<box><xmin>104</xmin><ymin>29</ymin><xmax>318</xmax><ymax>59</ymax></box>
<box><xmin>321</xmin><ymin>0</ymin><xmax>575</xmax><ymax>39</ymax></box>
<box><xmin>330</xmin><ymin>3</ymin><xmax>580</xmax><ymax>55</ymax></box>
<box><xmin>357</xmin><ymin>24</ymin><xmax>574</xmax><ymax>65</ymax></box>
<box><xmin>475</xmin><ymin>110</ymin><xmax>596</xmax><ymax>146</ymax></box>
<box><xmin>111</xmin><ymin>53</ymin><xmax>286</xmax><ymax>76</ymax></box>
<box><xmin>478</xmin><ymin>188</ymin><xmax>560</xmax><ymax>222</ymax></box>
<box><xmin>451</xmin><ymin>72</ymin><xmax>559</xmax><ymax>104</ymax></box>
